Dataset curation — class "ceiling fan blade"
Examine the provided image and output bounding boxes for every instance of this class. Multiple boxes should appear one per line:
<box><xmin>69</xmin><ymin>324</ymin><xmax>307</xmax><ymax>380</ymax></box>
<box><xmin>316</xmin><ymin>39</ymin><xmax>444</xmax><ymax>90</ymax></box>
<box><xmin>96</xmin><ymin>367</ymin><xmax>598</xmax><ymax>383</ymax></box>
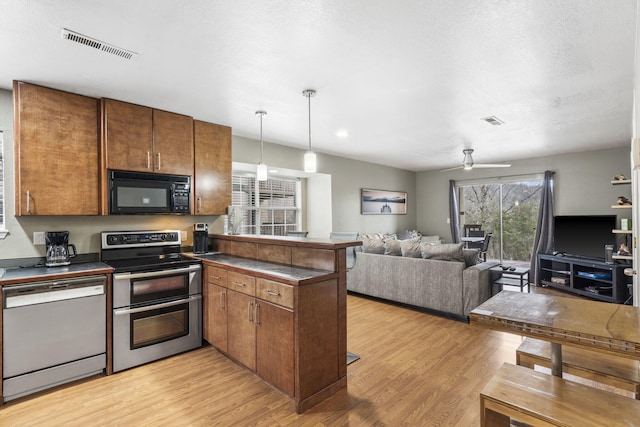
<box><xmin>472</xmin><ymin>163</ymin><xmax>511</xmax><ymax>168</ymax></box>
<box><xmin>440</xmin><ymin>165</ymin><xmax>464</xmax><ymax>172</ymax></box>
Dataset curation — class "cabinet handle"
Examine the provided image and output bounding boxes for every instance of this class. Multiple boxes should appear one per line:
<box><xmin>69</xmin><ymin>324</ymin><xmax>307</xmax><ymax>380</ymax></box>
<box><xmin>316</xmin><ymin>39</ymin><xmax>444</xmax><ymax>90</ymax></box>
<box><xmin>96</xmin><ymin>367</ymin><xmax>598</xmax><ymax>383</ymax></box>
<box><xmin>255</xmin><ymin>302</ymin><xmax>260</xmax><ymax>325</ymax></box>
<box><xmin>219</xmin><ymin>291</ymin><xmax>225</xmax><ymax>310</ymax></box>
<box><xmin>265</xmin><ymin>289</ymin><xmax>281</xmax><ymax>297</ymax></box>
<box><xmin>232</xmin><ymin>281</ymin><xmax>246</xmax><ymax>287</ymax></box>
<box><xmin>210</xmin><ymin>275</ymin><xmax>221</xmax><ymax>280</ymax></box>
<box><xmin>197</xmin><ymin>197</ymin><xmax>202</xmax><ymax>213</ymax></box>
<box><xmin>248</xmin><ymin>301</ymin><xmax>253</xmax><ymax>322</ymax></box>
<box><xmin>146</xmin><ymin>151</ymin><xmax>151</xmax><ymax>169</ymax></box>
<box><xmin>157</xmin><ymin>153</ymin><xmax>161</xmax><ymax>170</ymax></box>
<box><xmin>26</xmin><ymin>190</ymin><xmax>30</xmax><ymax>213</ymax></box>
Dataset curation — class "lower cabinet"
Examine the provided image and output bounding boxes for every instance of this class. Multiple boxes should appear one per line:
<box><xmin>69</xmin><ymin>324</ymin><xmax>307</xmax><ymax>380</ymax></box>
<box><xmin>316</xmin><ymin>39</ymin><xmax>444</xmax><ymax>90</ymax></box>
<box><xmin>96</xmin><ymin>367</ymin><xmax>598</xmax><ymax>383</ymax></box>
<box><xmin>226</xmin><ymin>281</ymin><xmax>295</xmax><ymax>395</ymax></box>
<box><xmin>256</xmin><ymin>300</ymin><xmax>294</xmax><ymax>396</ymax></box>
<box><xmin>201</xmin><ymin>259</ymin><xmax>342</xmax><ymax>413</ymax></box>
<box><xmin>203</xmin><ymin>266</ymin><xmax>228</xmax><ymax>352</ymax></box>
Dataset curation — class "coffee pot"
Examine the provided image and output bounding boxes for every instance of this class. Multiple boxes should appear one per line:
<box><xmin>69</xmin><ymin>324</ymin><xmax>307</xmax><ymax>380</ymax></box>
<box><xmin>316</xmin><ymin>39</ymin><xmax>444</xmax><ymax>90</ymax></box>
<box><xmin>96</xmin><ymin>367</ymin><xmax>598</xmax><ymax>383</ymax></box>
<box><xmin>193</xmin><ymin>223</ymin><xmax>209</xmax><ymax>254</ymax></box>
<box><xmin>45</xmin><ymin>231</ymin><xmax>77</xmax><ymax>267</ymax></box>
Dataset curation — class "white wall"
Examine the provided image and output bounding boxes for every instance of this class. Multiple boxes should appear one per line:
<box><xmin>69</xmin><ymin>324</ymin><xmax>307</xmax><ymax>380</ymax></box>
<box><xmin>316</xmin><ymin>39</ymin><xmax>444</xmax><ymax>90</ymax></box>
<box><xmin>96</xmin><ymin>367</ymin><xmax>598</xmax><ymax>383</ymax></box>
<box><xmin>416</xmin><ymin>147</ymin><xmax>632</xmax><ymax>242</ymax></box>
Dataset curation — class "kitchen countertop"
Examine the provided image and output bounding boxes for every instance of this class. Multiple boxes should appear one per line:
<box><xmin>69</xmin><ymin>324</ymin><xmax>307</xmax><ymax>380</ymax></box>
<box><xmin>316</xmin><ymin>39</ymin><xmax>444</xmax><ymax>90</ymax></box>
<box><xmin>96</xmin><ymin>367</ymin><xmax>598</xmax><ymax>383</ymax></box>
<box><xmin>186</xmin><ymin>252</ymin><xmax>335</xmax><ymax>284</ymax></box>
<box><xmin>0</xmin><ymin>262</ymin><xmax>114</xmax><ymax>286</ymax></box>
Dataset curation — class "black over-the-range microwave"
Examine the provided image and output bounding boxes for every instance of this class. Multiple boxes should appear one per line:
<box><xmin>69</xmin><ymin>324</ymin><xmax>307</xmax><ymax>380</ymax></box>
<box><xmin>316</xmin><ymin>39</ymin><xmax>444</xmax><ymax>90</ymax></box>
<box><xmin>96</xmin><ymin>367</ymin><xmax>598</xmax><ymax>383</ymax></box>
<box><xmin>108</xmin><ymin>170</ymin><xmax>191</xmax><ymax>214</ymax></box>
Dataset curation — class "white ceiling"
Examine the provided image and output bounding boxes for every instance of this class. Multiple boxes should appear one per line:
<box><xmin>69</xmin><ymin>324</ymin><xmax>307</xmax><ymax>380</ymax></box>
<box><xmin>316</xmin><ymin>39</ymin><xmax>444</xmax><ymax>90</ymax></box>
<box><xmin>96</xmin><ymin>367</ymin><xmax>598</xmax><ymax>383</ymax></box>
<box><xmin>0</xmin><ymin>0</ymin><xmax>636</xmax><ymax>171</ymax></box>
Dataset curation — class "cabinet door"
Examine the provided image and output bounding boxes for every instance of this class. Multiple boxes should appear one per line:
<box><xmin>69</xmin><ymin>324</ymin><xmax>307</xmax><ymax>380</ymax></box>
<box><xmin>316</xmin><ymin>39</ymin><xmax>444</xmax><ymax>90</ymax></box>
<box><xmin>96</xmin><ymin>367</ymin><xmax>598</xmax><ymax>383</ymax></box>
<box><xmin>193</xmin><ymin>120</ymin><xmax>231</xmax><ymax>215</ymax></box>
<box><xmin>102</xmin><ymin>98</ymin><xmax>153</xmax><ymax>173</ymax></box>
<box><xmin>256</xmin><ymin>300</ymin><xmax>295</xmax><ymax>396</ymax></box>
<box><xmin>204</xmin><ymin>282</ymin><xmax>228</xmax><ymax>352</ymax></box>
<box><xmin>14</xmin><ymin>81</ymin><xmax>100</xmax><ymax>215</ymax></box>
<box><xmin>227</xmin><ymin>290</ymin><xmax>256</xmax><ymax>371</ymax></box>
<box><xmin>152</xmin><ymin>109</ymin><xmax>194</xmax><ymax>176</ymax></box>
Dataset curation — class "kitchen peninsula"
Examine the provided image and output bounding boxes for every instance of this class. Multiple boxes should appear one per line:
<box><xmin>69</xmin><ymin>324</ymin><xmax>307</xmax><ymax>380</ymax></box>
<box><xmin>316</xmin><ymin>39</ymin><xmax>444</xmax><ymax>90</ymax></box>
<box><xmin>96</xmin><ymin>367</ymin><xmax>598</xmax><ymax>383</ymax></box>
<box><xmin>193</xmin><ymin>234</ymin><xmax>361</xmax><ymax>413</ymax></box>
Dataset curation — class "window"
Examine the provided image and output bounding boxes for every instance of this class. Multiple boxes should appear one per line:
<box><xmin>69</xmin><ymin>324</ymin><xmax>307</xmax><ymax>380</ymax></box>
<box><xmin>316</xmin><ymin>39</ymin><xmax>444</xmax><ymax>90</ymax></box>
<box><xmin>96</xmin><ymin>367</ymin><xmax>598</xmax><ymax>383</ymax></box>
<box><xmin>458</xmin><ymin>174</ymin><xmax>543</xmax><ymax>265</ymax></box>
<box><xmin>232</xmin><ymin>174</ymin><xmax>302</xmax><ymax>236</ymax></box>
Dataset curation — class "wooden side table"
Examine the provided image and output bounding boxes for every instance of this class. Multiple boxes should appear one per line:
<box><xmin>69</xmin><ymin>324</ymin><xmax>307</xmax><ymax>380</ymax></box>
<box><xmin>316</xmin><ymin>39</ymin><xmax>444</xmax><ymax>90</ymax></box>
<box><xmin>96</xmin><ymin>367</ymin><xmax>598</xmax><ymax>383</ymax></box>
<box><xmin>492</xmin><ymin>266</ymin><xmax>530</xmax><ymax>293</ymax></box>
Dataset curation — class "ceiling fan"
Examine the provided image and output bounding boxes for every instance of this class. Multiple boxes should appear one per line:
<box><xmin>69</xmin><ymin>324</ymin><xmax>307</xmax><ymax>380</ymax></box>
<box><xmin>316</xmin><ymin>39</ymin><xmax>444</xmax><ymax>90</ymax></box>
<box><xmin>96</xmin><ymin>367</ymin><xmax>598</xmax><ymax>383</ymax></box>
<box><xmin>441</xmin><ymin>149</ymin><xmax>511</xmax><ymax>172</ymax></box>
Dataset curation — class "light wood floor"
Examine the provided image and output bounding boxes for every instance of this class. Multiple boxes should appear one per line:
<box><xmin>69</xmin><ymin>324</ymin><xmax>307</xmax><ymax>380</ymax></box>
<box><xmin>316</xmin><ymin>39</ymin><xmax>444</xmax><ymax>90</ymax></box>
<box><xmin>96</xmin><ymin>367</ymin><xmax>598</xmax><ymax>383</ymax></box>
<box><xmin>0</xmin><ymin>287</ymin><xmax>572</xmax><ymax>426</ymax></box>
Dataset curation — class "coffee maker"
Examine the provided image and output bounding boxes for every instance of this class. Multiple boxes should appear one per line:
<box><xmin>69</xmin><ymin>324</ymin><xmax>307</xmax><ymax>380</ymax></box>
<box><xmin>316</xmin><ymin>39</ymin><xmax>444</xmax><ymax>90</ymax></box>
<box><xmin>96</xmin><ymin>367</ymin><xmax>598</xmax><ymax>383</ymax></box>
<box><xmin>193</xmin><ymin>223</ymin><xmax>209</xmax><ymax>254</ymax></box>
<box><xmin>45</xmin><ymin>231</ymin><xmax>77</xmax><ymax>267</ymax></box>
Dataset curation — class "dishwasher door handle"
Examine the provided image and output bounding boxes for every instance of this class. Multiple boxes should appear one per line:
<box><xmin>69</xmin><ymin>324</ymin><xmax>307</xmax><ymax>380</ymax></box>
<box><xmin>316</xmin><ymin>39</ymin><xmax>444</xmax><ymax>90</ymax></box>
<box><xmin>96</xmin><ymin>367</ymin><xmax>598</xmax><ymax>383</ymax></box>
<box><xmin>4</xmin><ymin>278</ymin><xmax>106</xmax><ymax>309</ymax></box>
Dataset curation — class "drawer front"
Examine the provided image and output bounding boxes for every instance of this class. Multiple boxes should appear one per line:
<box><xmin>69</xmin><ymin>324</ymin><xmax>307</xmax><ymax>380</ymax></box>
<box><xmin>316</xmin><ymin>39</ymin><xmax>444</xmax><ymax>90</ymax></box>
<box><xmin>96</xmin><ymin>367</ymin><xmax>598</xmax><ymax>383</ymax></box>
<box><xmin>227</xmin><ymin>271</ymin><xmax>256</xmax><ymax>296</ymax></box>
<box><xmin>207</xmin><ymin>265</ymin><xmax>228</xmax><ymax>287</ymax></box>
<box><xmin>256</xmin><ymin>278</ymin><xmax>294</xmax><ymax>309</ymax></box>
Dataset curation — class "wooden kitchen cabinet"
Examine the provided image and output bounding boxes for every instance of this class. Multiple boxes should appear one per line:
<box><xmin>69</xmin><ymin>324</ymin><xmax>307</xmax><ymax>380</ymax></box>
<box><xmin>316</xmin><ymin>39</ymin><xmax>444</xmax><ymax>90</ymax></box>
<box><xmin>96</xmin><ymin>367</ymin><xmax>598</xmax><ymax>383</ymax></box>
<box><xmin>203</xmin><ymin>266</ymin><xmax>228</xmax><ymax>352</ymax></box>
<box><xmin>13</xmin><ymin>81</ymin><xmax>100</xmax><ymax>215</ymax></box>
<box><xmin>193</xmin><ymin>120</ymin><xmax>231</xmax><ymax>215</ymax></box>
<box><xmin>200</xmin><ymin>235</ymin><xmax>361</xmax><ymax>413</ymax></box>
<box><xmin>227</xmin><ymin>290</ymin><xmax>257</xmax><ymax>371</ymax></box>
<box><xmin>102</xmin><ymin>98</ymin><xmax>194</xmax><ymax>176</ymax></box>
<box><xmin>256</xmin><ymin>299</ymin><xmax>295</xmax><ymax>396</ymax></box>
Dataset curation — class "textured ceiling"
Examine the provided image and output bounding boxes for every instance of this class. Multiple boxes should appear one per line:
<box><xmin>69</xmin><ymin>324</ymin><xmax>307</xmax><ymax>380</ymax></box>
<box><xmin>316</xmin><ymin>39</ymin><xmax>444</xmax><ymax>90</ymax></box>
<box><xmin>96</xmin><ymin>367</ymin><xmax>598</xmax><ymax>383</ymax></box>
<box><xmin>0</xmin><ymin>0</ymin><xmax>636</xmax><ymax>171</ymax></box>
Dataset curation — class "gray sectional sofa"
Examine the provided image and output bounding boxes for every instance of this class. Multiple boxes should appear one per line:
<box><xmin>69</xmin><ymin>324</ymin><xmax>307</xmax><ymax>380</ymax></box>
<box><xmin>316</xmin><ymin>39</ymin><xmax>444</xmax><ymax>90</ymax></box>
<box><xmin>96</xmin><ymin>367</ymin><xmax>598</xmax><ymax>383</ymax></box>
<box><xmin>345</xmin><ymin>234</ymin><xmax>499</xmax><ymax>318</ymax></box>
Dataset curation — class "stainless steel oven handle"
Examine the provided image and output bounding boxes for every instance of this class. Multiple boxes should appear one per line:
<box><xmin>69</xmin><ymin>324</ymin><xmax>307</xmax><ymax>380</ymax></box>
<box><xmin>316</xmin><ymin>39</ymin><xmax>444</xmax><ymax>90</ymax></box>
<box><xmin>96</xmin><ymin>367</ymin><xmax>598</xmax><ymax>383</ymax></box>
<box><xmin>113</xmin><ymin>264</ymin><xmax>201</xmax><ymax>280</ymax></box>
<box><xmin>114</xmin><ymin>295</ymin><xmax>201</xmax><ymax>315</ymax></box>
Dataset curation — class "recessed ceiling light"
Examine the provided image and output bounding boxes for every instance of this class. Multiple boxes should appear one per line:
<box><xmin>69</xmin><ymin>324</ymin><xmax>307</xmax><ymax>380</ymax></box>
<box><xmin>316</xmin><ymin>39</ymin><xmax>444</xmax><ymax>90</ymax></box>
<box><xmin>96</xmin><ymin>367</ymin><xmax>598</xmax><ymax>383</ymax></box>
<box><xmin>336</xmin><ymin>130</ymin><xmax>349</xmax><ymax>138</ymax></box>
<box><xmin>481</xmin><ymin>116</ymin><xmax>504</xmax><ymax>126</ymax></box>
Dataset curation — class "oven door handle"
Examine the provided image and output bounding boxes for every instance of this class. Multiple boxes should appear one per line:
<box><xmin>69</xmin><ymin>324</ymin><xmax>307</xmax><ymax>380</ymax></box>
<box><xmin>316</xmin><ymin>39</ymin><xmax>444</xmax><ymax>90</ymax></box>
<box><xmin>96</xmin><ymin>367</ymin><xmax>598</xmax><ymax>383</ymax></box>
<box><xmin>113</xmin><ymin>264</ymin><xmax>201</xmax><ymax>281</ymax></box>
<box><xmin>113</xmin><ymin>295</ymin><xmax>201</xmax><ymax>315</ymax></box>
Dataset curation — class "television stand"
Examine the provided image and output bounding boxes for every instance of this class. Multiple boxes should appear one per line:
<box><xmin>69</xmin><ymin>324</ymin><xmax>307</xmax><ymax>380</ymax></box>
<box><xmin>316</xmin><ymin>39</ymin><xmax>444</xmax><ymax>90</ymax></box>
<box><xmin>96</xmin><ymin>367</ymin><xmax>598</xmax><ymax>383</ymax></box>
<box><xmin>537</xmin><ymin>254</ymin><xmax>631</xmax><ymax>303</ymax></box>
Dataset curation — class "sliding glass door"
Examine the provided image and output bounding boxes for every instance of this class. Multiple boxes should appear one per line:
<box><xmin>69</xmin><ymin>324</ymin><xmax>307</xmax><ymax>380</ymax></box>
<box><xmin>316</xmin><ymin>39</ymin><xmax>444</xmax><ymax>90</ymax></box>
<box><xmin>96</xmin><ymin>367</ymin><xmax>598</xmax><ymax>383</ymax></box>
<box><xmin>459</xmin><ymin>176</ymin><xmax>543</xmax><ymax>265</ymax></box>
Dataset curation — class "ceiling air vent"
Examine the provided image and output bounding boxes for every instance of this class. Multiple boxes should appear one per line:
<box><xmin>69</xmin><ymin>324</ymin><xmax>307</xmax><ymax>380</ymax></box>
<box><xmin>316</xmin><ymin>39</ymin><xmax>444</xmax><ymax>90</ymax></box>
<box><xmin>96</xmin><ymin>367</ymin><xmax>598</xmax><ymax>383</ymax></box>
<box><xmin>481</xmin><ymin>116</ymin><xmax>505</xmax><ymax>126</ymax></box>
<box><xmin>61</xmin><ymin>28</ymin><xmax>138</xmax><ymax>60</ymax></box>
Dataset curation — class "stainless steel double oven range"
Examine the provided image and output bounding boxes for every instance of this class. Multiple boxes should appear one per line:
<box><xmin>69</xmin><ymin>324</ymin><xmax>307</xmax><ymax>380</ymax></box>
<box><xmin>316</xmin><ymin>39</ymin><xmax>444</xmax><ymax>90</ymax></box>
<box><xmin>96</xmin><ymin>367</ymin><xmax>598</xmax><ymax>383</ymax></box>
<box><xmin>101</xmin><ymin>230</ymin><xmax>202</xmax><ymax>372</ymax></box>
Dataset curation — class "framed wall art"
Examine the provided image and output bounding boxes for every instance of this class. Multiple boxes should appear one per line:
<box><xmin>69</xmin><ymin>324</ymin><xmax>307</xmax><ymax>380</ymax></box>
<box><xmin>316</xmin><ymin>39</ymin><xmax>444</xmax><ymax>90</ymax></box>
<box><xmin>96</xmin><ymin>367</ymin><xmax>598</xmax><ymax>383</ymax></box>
<box><xmin>361</xmin><ymin>188</ymin><xmax>407</xmax><ymax>215</ymax></box>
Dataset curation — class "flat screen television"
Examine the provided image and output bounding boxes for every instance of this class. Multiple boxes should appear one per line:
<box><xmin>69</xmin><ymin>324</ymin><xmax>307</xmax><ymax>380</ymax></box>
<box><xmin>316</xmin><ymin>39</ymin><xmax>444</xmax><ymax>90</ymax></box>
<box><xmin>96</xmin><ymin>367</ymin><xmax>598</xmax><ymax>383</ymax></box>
<box><xmin>553</xmin><ymin>215</ymin><xmax>616</xmax><ymax>260</ymax></box>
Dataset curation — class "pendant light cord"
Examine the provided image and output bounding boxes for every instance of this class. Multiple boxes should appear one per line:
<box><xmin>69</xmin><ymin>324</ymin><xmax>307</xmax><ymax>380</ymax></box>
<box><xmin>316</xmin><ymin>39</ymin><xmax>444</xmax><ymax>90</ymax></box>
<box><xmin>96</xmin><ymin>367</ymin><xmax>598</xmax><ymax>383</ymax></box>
<box><xmin>307</xmin><ymin>92</ymin><xmax>312</xmax><ymax>151</ymax></box>
<box><xmin>260</xmin><ymin>114</ymin><xmax>264</xmax><ymax>163</ymax></box>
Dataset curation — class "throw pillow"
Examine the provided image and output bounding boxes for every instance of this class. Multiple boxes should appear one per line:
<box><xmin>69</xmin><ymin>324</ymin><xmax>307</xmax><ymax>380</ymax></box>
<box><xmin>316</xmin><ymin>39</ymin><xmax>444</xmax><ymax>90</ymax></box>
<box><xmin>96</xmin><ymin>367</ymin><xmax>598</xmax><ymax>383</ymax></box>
<box><xmin>421</xmin><ymin>242</ymin><xmax>465</xmax><ymax>262</ymax></box>
<box><xmin>384</xmin><ymin>239</ymin><xmax>403</xmax><ymax>256</ymax></box>
<box><xmin>396</xmin><ymin>229</ymin><xmax>411</xmax><ymax>240</ymax></box>
<box><xmin>401</xmin><ymin>239</ymin><xmax>423</xmax><ymax>258</ymax></box>
<box><xmin>361</xmin><ymin>237</ymin><xmax>385</xmax><ymax>254</ymax></box>
<box><xmin>462</xmin><ymin>248</ymin><xmax>480</xmax><ymax>267</ymax></box>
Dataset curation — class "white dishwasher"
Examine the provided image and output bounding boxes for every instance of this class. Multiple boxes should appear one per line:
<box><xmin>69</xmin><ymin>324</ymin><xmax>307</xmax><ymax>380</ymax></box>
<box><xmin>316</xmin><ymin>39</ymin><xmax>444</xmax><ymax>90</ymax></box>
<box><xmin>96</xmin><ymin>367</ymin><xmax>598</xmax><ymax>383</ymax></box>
<box><xmin>2</xmin><ymin>275</ymin><xmax>107</xmax><ymax>402</ymax></box>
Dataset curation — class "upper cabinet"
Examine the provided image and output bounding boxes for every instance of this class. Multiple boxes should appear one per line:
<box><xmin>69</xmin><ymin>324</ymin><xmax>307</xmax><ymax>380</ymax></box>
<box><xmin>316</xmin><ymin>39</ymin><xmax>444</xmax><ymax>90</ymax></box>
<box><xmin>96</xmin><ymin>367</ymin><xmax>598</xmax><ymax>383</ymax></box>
<box><xmin>102</xmin><ymin>99</ymin><xmax>194</xmax><ymax>176</ymax></box>
<box><xmin>193</xmin><ymin>120</ymin><xmax>231</xmax><ymax>215</ymax></box>
<box><xmin>13</xmin><ymin>81</ymin><xmax>100</xmax><ymax>215</ymax></box>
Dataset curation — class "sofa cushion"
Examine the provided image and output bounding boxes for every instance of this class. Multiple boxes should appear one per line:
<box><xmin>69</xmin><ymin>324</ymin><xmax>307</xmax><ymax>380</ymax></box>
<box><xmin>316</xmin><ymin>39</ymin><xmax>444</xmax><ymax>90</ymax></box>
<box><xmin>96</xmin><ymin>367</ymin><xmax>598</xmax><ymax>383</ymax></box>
<box><xmin>384</xmin><ymin>239</ymin><xmax>403</xmax><ymax>256</ymax></box>
<box><xmin>401</xmin><ymin>239</ymin><xmax>423</xmax><ymax>257</ymax></box>
<box><xmin>421</xmin><ymin>242</ymin><xmax>465</xmax><ymax>262</ymax></box>
<box><xmin>462</xmin><ymin>248</ymin><xmax>480</xmax><ymax>267</ymax></box>
<box><xmin>361</xmin><ymin>237</ymin><xmax>385</xmax><ymax>254</ymax></box>
<box><xmin>420</xmin><ymin>235</ymin><xmax>442</xmax><ymax>244</ymax></box>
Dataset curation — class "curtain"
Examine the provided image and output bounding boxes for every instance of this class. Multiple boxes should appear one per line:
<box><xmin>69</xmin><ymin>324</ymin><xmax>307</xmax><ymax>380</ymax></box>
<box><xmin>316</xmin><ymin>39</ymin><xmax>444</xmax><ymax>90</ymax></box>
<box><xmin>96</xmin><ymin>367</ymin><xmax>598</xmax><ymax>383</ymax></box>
<box><xmin>530</xmin><ymin>170</ymin><xmax>555</xmax><ymax>284</ymax></box>
<box><xmin>449</xmin><ymin>179</ymin><xmax>461</xmax><ymax>243</ymax></box>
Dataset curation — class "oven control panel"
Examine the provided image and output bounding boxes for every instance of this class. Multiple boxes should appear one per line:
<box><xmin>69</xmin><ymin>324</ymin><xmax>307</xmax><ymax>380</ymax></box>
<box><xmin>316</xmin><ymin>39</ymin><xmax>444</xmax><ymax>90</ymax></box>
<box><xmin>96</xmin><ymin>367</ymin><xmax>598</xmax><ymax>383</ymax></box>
<box><xmin>101</xmin><ymin>230</ymin><xmax>181</xmax><ymax>249</ymax></box>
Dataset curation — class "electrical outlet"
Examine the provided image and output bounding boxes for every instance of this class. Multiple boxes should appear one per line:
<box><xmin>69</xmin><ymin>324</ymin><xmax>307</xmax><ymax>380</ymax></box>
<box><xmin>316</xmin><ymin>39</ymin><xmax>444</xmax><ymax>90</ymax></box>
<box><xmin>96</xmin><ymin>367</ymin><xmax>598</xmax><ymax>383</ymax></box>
<box><xmin>33</xmin><ymin>231</ymin><xmax>45</xmax><ymax>245</ymax></box>
<box><xmin>181</xmin><ymin>230</ymin><xmax>187</xmax><ymax>241</ymax></box>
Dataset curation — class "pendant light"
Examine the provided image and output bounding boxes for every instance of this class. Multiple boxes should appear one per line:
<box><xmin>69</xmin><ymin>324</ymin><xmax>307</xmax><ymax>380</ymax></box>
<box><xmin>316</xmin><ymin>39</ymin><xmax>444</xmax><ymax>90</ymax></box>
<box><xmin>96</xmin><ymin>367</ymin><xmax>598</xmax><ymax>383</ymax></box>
<box><xmin>302</xmin><ymin>89</ymin><xmax>317</xmax><ymax>173</ymax></box>
<box><xmin>255</xmin><ymin>110</ymin><xmax>268</xmax><ymax>181</ymax></box>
